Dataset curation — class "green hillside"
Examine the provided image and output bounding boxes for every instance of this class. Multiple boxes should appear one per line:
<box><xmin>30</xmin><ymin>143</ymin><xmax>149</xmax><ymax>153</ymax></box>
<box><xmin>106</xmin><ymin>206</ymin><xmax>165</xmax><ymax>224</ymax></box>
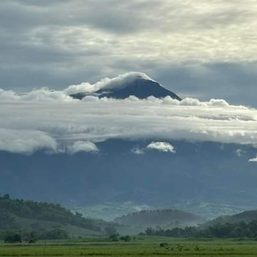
<box><xmin>0</xmin><ymin>194</ymin><xmax>110</xmax><ymax>239</ymax></box>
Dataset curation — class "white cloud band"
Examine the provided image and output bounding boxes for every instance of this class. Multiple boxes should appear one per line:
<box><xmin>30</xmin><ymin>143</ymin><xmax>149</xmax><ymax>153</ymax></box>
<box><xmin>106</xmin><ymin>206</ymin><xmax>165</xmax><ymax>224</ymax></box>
<box><xmin>1</xmin><ymin>83</ymin><xmax>257</xmax><ymax>154</ymax></box>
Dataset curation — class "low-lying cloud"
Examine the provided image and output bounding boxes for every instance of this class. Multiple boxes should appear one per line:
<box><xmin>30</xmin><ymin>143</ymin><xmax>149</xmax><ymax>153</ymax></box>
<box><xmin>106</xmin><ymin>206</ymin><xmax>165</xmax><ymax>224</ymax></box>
<box><xmin>1</xmin><ymin>80</ymin><xmax>257</xmax><ymax>156</ymax></box>
<box><xmin>67</xmin><ymin>141</ymin><xmax>99</xmax><ymax>154</ymax></box>
<box><xmin>131</xmin><ymin>141</ymin><xmax>175</xmax><ymax>155</ymax></box>
<box><xmin>146</xmin><ymin>142</ymin><xmax>175</xmax><ymax>153</ymax></box>
<box><xmin>249</xmin><ymin>156</ymin><xmax>257</xmax><ymax>163</ymax></box>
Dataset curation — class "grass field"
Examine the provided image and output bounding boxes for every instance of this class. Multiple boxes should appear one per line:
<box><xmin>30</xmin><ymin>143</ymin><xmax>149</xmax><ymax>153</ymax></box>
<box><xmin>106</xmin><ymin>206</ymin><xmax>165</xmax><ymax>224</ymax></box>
<box><xmin>1</xmin><ymin>237</ymin><xmax>257</xmax><ymax>256</ymax></box>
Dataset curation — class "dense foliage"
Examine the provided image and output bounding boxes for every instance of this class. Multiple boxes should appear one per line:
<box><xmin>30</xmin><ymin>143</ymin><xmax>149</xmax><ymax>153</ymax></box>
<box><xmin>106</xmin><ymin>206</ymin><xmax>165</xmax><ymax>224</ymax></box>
<box><xmin>0</xmin><ymin>194</ymin><xmax>112</xmax><ymax>240</ymax></box>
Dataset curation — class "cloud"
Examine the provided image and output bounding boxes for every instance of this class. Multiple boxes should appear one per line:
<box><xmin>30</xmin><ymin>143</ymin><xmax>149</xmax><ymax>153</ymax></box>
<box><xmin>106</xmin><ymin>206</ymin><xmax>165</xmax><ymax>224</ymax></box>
<box><xmin>236</xmin><ymin>149</ymin><xmax>244</xmax><ymax>157</ymax></box>
<box><xmin>0</xmin><ymin>128</ymin><xmax>57</xmax><ymax>154</ymax></box>
<box><xmin>131</xmin><ymin>148</ymin><xmax>145</xmax><ymax>155</ymax></box>
<box><xmin>249</xmin><ymin>156</ymin><xmax>257</xmax><ymax>163</ymax></box>
<box><xmin>146</xmin><ymin>142</ymin><xmax>176</xmax><ymax>153</ymax></box>
<box><xmin>67</xmin><ymin>141</ymin><xmax>99</xmax><ymax>154</ymax></box>
<box><xmin>1</xmin><ymin>77</ymin><xmax>257</xmax><ymax>155</ymax></box>
<box><xmin>131</xmin><ymin>141</ymin><xmax>175</xmax><ymax>154</ymax></box>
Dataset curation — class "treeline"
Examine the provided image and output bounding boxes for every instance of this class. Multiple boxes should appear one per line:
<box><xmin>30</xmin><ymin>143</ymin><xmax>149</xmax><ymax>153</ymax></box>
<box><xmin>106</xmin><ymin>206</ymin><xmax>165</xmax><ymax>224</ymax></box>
<box><xmin>145</xmin><ymin>220</ymin><xmax>257</xmax><ymax>239</ymax></box>
<box><xmin>0</xmin><ymin>194</ymin><xmax>100</xmax><ymax>232</ymax></box>
<box><xmin>0</xmin><ymin>228</ymin><xmax>69</xmax><ymax>243</ymax></box>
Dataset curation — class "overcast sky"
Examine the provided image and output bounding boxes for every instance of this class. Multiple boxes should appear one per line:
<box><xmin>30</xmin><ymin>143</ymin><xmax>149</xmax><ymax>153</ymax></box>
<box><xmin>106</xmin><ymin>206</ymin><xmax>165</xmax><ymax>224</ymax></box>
<box><xmin>0</xmin><ymin>0</ymin><xmax>257</xmax><ymax>106</ymax></box>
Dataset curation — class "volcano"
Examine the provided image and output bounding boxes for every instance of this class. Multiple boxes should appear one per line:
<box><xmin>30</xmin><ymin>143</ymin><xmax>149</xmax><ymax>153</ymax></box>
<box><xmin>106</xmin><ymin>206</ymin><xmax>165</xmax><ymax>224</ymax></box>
<box><xmin>69</xmin><ymin>72</ymin><xmax>181</xmax><ymax>100</ymax></box>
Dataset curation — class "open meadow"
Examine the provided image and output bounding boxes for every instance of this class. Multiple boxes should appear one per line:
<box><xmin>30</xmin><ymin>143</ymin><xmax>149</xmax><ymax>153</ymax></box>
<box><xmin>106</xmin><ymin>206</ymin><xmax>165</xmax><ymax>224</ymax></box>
<box><xmin>1</xmin><ymin>237</ymin><xmax>257</xmax><ymax>257</ymax></box>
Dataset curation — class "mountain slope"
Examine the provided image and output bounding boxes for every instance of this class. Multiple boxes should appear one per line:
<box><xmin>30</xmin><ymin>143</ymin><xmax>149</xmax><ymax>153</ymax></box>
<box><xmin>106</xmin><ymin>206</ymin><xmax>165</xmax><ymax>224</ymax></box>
<box><xmin>1</xmin><ymin>139</ymin><xmax>257</xmax><ymax>220</ymax></box>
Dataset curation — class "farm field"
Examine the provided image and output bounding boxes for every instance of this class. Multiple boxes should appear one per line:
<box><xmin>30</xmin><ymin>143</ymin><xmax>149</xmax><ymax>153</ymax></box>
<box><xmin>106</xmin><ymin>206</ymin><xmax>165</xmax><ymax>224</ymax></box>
<box><xmin>1</xmin><ymin>237</ymin><xmax>257</xmax><ymax>257</ymax></box>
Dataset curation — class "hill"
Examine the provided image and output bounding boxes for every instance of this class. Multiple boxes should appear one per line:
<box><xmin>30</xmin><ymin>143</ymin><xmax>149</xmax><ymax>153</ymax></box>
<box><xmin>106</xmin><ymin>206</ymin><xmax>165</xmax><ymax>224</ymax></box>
<box><xmin>205</xmin><ymin>210</ymin><xmax>257</xmax><ymax>227</ymax></box>
<box><xmin>0</xmin><ymin>194</ymin><xmax>110</xmax><ymax>238</ymax></box>
<box><xmin>146</xmin><ymin>209</ymin><xmax>257</xmax><ymax>239</ymax></box>
<box><xmin>114</xmin><ymin>209</ymin><xmax>204</xmax><ymax>234</ymax></box>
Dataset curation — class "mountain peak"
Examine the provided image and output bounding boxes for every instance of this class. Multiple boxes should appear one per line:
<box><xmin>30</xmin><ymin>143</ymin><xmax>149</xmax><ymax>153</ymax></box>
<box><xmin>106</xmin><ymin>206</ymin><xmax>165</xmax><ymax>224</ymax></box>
<box><xmin>67</xmin><ymin>72</ymin><xmax>181</xmax><ymax>100</ymax></box>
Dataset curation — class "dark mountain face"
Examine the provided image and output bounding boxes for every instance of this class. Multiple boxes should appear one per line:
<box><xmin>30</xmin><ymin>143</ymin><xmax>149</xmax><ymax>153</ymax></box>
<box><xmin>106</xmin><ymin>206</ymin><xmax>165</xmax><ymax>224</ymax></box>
<box><xmin>70</xmin><ymin>77</ymin><xmax>181</xmax><ymax>100</ymax></box>
<box><xmin>1</xmin><ymin>139</ymin><xmax>257</xmax><ymax>219</ymax></box>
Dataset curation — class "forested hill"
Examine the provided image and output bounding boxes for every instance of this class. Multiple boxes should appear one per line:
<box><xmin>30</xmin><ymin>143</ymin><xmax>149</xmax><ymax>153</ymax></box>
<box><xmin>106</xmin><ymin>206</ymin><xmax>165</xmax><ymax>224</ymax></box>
<box><xmin>205</xmin><ymin>210</ymin><xmax>257</xmax><ymax>227</ymax></box>
<box><xmin>0</xmin><ymin>194</ymin><xmax>110</xmax><ymax>237</ymax></box>
<box><xmin>115</xmin><ymin>209</ymin><xmax>204</xmax><ymax>227</ymax></box>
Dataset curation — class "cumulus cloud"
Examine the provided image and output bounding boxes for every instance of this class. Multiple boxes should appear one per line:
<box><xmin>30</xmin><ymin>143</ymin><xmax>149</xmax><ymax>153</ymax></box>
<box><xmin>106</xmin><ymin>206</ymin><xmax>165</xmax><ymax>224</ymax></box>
<box><xmin>67</xmin><ymin>141</ymin><xmax>99</xmax><ymax>154</ymax></box>
<box><xmin>249</xmin><ymin>157</ymin><xmax>257</xmax><ymax>162</ymax></box>
<box><xmin>1</xmin><ymin>77</ymin><xmax>257</xmax><ymax>155</ymax></box>
<box><xmin>132</xmin><ymin>141</ymin><xmax>176</xmax><ymax>154</ymax></box>
<box><xmin>249</xmin><ymin>156</ymin><xmax>257</xmax><ymax>163</ymax></box>
<box><xmin>146</xmin><ymin>142</ymin><xmax>176</xmax><ymax>153</ymax></box>
<box><xmin>0</xmin><ymin>128</ymin><xmax>57</xmax><ymax>154</ymax></box>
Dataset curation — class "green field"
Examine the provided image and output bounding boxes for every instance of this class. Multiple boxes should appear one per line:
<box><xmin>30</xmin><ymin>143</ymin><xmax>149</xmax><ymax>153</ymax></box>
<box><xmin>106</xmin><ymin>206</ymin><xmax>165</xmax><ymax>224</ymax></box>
<box><xmin>1</xmin><ymin>237</ymin><xmax>257</xmax><ymax>257</ymax></box>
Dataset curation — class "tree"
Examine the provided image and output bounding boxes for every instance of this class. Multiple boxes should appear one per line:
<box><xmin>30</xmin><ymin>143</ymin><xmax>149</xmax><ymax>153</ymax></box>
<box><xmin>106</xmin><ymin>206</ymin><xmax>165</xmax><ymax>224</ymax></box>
<box><xmin>4</xmin><ymin>232</ymin><xmax>22</xmax><ymax>243</ymax></box>
<box><xmin>120</xmin><ymin>235</ymin><xmax>132</xmax><ymax>242</ymax></box>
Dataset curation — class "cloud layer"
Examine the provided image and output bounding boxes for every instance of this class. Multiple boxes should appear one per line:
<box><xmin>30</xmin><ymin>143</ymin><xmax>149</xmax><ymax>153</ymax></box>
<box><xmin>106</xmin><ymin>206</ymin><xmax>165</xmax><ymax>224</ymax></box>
<box><xmin>1</xmin><ymin>76</ymin><xmax>257</xmax><ymax>155</ymax></box>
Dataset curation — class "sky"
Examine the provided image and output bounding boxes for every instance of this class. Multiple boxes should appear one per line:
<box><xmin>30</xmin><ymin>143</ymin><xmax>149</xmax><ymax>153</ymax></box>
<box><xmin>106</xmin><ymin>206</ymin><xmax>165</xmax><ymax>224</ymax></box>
<box><xmin>1</xmin><ymin>0</ymin><xmax>257</xmax><ymax>106</ymax></box>
<box><xmin>1</xmin><ymin>1</ymin><xmax>257</xmax><ymax>161</ymax></box>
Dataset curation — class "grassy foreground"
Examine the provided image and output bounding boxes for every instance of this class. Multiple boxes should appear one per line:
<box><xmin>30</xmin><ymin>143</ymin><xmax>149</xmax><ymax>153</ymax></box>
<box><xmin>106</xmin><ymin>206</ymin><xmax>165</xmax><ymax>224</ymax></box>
<box><xmin>1</xmin><ymin>237</ymin><xmax>257</xmax><ymax>257</ymax></box>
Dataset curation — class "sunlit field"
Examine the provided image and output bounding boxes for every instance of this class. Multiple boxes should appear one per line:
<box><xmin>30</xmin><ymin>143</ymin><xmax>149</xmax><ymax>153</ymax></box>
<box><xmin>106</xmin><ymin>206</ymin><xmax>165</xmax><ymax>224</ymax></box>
<box><xmin>1</xmin><ymin>237</ymin><xmax>257</xmax><ymax>257</ymax></box>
